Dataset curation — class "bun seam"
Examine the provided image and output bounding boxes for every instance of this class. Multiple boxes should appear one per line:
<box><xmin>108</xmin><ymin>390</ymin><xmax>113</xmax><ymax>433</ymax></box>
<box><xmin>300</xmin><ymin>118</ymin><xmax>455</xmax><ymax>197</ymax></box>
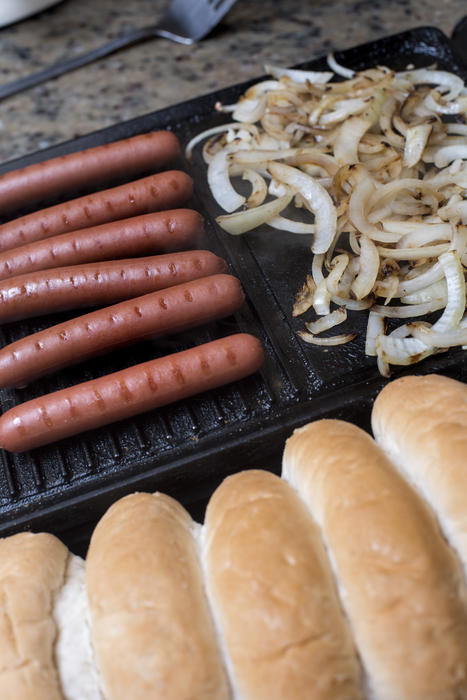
<box><xmin>192</xmin><ymin>521</ymin><xmax>238</xmax><ymax>700</ymax></box>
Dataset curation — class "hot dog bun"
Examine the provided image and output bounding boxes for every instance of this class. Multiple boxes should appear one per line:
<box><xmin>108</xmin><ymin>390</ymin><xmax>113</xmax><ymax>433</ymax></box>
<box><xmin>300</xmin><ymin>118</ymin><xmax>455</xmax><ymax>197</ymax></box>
<box><xmin>0</xmin><ymin>532</ymin><xmax>69</xmax><ymax>700</ymax></box>
<box><xmin>85</xmin><ymin>492</ymin><xmax>230</xmax><ymax>700</ymax></box>
<box><xmin>203</xmin><ymin>469</ymin><xmax>363</xmax><ymax>700</ymax></box>
<box><xmin>371</xmin><ymin>373</ymin><xmax>467</xmax><ymax>576</ymax></box>
<box><xmin>282</xmin><ymin>418</ymin><xmax>467</xmax><ymax>699</ymax></box>
<box><xmin>0</xmin><ymin>373</ymin><xmax>466</xmax><ymax>699</ymax></box>
<box><xmin>0</xmin><ymin>532</ymin><xmax>103</xmax><ymax>700</ymax></box>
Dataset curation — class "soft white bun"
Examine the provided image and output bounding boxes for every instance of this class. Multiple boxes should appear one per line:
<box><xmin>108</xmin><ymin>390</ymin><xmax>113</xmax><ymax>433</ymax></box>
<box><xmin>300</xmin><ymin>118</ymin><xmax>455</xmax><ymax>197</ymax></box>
<box><xmin>282</xmin><ymin>419</ymin><xmax>467</xmax><ymax>700</ymax></box>
<box><xmin>0</xmin><ymin>531</ymin><xmax>68</xmax><ymax>700</ymax></box>
<box><xmin>85</xmin><ymin>491</ymin><xmax>230</xmax><ymax>700</ymax></box>
<box><xmin>371</xmin><ymin>373</ymin><xmax>467</xmax><ymax>576</ymax></box>
<box><xmin>53</xmin><ymin>554</ymin><xmax>103</xmax><ymax>700</ymax></box>
<box><xmin>203</xmin><ymin>469</ymin><xmax>364</xmax><ymax>700</ymax></box>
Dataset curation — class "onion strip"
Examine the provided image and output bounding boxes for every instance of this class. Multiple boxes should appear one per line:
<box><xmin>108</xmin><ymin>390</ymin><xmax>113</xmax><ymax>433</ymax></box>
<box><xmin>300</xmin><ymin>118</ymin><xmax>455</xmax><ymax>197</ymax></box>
<box><xmin>216</xmin><ymin>192</ymin><xmax>293</xmax><ymax>235</ymax></box>
<box><xmin>267</xmin><ymin>161</ymin><xmax>337</xmax><ymax>253</ymax></box>
<box><xmin>297</xmin><ymin>330</ymin><xmax>356</xmax><ymax>345</ymax></box>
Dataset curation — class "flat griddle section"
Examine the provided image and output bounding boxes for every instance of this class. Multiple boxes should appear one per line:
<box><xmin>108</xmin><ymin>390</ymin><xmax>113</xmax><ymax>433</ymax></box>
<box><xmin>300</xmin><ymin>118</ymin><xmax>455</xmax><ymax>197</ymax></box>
<box><xmin>0</xmin><ymin>25</ymin><xmax>465</xmax><ymax>554</ymax></box>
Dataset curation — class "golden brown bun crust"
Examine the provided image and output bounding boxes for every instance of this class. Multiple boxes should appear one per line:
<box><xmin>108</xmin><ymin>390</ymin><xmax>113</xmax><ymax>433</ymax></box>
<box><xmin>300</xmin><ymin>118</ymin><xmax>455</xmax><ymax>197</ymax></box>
<box><xmin>0</xmin><ymin>531</ymin><xmax>68</xmax><ymax>700</ymax></box>
<box><xmin>283</xmin><ymin>419</ymin><xmax>467</xmax><ymax>700</ymax></box>
<box><xmin>86</xmin><ymin>491</ymin><xmax>229</xmax><ymax>700</ymax></box>
<box><xmin>372</xmin><ymin>373</ymin><xmax>467</xmax><ymax>572</ymax></box>
<box><xmin>204</xmin><ymin>469</ymin><xmax>363</xmax><ymax>700</ymax></box>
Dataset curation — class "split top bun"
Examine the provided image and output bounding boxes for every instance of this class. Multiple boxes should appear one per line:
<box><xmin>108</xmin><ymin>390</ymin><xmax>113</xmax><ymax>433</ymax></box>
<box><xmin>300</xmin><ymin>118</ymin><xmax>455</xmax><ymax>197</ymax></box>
<box><xmin>86</xmin><ymin>491</ymin><xmax>230</xmax><ymax>700</ymax></box>
<box><xmin>283</xmin><ymin>417</ymin><xmax>467</xmax><ymax>700</ymax></box>
<box><xmin>203</xmin><ymin>469</ymin><xmax>363</xmax><ymax>699</ymax></box>
<box><xmin>0</xmin><ymin>372</ymin><xmax>466</xmax><ymax>699</ymax></box>
<box><xmin>372</xmin><ymin>373</ymin><xmax>467</xmax><ymax>576</ymax></box>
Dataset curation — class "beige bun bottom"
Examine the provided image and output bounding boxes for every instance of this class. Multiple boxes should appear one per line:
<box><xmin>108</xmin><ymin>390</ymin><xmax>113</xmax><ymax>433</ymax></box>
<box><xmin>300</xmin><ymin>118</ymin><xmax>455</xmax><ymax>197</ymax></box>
<box><xmin>0</xmin><ymin>532</ymin><xmax>68</xmax><ymax>700</ymax></box>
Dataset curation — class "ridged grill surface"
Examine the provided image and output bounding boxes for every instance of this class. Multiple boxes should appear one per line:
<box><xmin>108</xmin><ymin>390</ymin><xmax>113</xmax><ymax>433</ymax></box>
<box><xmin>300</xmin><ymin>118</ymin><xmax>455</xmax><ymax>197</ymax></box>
<box><xmin>0</xmin><ymin>26</ymin><xmax>465</xmax><ymax>554</ymax></box>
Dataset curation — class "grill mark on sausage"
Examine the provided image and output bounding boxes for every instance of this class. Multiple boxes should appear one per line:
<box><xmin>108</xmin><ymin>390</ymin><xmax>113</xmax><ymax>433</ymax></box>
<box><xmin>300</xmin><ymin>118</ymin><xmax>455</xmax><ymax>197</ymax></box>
<box><xmin>93</xmin><ymin>389</ymin><xmax>106</xmax><ymax>412</ymax></box>
<box><xmin>144</xmin><ymin>368</ymin><xmax>158</xmax><ymax>393</ymax></box>
<box><xmin>118</xmin><ymin>379</ymin><xmax>133</xmax><ymax>403</ymax></box>
<box><xmin>171</xmin><ymin>361</ymin><xmax>186</xmax><ymax>386</ymax></box>
<box><xmin>66</xmin><ymin>397</ymin><xmax>79</xmax><ymax>418</ymax></box>
<box><xmin>200</xmin><ymin>355</ymin><xmax>210</xmax><ymax>374</ymax></box>
<box><xmin>226</xmin><ymin>347</ymin><xmax>237</xmax><ymax>366</ymax></box>
<box><xmin>39</xmin><ymin>404</ymin><xmax>53</xmax><ymax>428</ymax></box>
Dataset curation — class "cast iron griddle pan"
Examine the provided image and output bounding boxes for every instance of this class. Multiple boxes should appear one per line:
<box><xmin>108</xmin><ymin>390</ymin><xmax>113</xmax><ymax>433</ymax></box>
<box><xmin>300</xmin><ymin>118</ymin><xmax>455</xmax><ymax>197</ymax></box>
<box><xmin>0</xmin><ymin>24</ymin><xmax>465</xmax><ymax>556</ymax></box>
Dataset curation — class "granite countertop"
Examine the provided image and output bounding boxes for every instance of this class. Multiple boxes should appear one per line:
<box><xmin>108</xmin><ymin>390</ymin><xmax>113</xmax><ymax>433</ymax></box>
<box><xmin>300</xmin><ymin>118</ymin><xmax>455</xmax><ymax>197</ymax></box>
<box><xmin>0</xmin><ymin>0</ymin><xmax>465</xmax><ymax>164</ymax></box>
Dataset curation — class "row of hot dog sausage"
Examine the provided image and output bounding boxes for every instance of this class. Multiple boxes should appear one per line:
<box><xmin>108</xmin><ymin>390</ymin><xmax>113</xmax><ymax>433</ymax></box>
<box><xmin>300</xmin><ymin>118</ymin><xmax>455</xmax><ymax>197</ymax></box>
<box><xmin>0</xmin><ymin>130</ymin><xmax>264</xmax><ymax>453</ymax></box>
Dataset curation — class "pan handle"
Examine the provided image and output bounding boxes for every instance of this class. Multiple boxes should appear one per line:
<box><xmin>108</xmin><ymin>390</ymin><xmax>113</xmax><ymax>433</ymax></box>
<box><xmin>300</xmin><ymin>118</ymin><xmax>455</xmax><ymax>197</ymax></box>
<box><xmin>451</xmin><ymin>15</ymin><xmax>467</xmax><ymax>66</ymax></box>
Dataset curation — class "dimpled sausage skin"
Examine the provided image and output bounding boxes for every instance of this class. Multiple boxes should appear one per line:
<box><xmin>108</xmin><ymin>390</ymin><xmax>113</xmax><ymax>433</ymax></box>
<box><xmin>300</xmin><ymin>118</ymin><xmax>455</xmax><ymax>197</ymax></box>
<box><xmin>0</xmin><ymin>333</ymin><xmax>264</xmax><ymax>452</ymax></box>
<box><xmin>0</xmin><ymin>170</ymin><xmax>193</xmax><ymax>253</ymax></box>
<box><xmin>0</xmin><ymin>209</ymin><xmax>204</xmax><ymax>281</ymax></box>
<box><xmin>0</xmin><ymin>130</ymin><xmax>181</xmax><ymax>214</ymax></box>
<box><xmin>0</xmin><ymin>273</ymin><xmax>245</xmax><ymax>388</ymax></box>
<box><xmin>0</xmin><ymin>249</ymin><xmax>225</xmax><ymax>323</ymax></box>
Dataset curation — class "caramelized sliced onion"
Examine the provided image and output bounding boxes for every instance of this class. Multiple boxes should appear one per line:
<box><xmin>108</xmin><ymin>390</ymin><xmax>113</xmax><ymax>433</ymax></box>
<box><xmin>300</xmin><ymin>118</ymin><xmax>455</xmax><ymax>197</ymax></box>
<box><xmin>216</xmin><ymin>192</ymin><xmax>293</xmax><ymax>234</ymax></box>
<box><xmin>267</xmin><ymin>161</ymin><xmax>336</xmax><ymax>253</ymax></box>
<box><xmin>375</xmin><ymin>335</ymin><xmax>434</xmax><ymax>366</ymax></box>
<box><xmin>365</xmin><ymin>311</ymin><xmax>385</xmax><ymax>356</ymax></box>
<box><xmin>431</xmin><ymin>250</ymin><xmax>466</xmax><ymax>332</ymax></box>
<box><xmin>192</xmin><ymin>60</ymin><xmax>467</xmax><ymax>375</ymax></box>
<box><xmin>293</xmin><ymin>275</ymin><xmax>316</xmax><ymax>316</ymax></box>
<box><xmin>351</xmin><ymin>235</ymin><xmax>379</xmax><ymax>300</ymax></box>
<box><xmin>268</xmin><ymin>215</ymin><xmax>316</xmax><ymax>234</ymax></box>
<box><xmin>242</xmin><ymin>168</ymin><xmax>268</xmax><ymax>208</ymax></box>
<box><xmin>297</xmin><ymin>330</ymin><xmax>356</xmax><ymax>345</ymax></box>
<box><xmin>334</xmin><ymin>116</ymin><xmax>371</xmax><ymax>166</ymax></box>
<box><xmin>265</xmin><ymin>63</ymin><xmax>333</xmax><ymax>84</ymax></box>
<box><xmin>207</xmin><ymin>149</ymin><xmax>245</xmax><ymax>212</ymax></box>
<box><xmin>403</xmin><ymin>123</ymin><xmax>433</xmax><ymax>167</ymax></box>
<box><xmin>408</xmin><ymin>322</ymin><xmax>467</xmax><ymax>347</ymax></box>
<box><xmin>326</xmin><ymin>52</ymin><xmax>355</xmax><ymax>79</ymax></box>
<box><xmin>305</xmin><ymin>306</ymin><xmax>347</xmax><ymax>334</ymax></box>
<box><xmin>371</xmin><ymin>299</ymin><xmax>445</xmax><ymax>317</ymax></box>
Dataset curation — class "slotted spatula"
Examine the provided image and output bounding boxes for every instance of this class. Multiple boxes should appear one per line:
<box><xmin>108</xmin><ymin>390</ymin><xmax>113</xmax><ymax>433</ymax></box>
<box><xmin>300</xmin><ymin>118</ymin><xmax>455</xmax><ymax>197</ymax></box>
<box><xmin>0</xmin><ymin>0</ymin><xmax>238</xmax><ymax>100</ymax></box>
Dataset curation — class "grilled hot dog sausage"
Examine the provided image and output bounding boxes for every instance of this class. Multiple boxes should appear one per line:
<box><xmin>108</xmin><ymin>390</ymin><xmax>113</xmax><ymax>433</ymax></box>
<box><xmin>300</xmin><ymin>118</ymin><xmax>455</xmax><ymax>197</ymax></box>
<box><xmin>0</xmin><ymin>333</ymin><xmax>264</xmax><ymax>452</ymax></box>
<box><xmin>0</xmin><ymin>209</ymin><xmax>204</xmax><ymax>281</ymax></box>
<box><xmin>0</xmin><ymin>274</ymin><xmax>245</xmax><ymax>388</ymax></box>
<box><xmin>0</xmin><ymin>131</ymin><xmax>181</xmax><ymax>215</ymax></box>
<box><xmin>0</xmin><ymin>170</ymin><xmax>193</xmax><ymax>253</ymax></box>
<box><xmin>0</xmin><ymin>250</ymin><xmax>226</xmax><ymax>323</ymax></box>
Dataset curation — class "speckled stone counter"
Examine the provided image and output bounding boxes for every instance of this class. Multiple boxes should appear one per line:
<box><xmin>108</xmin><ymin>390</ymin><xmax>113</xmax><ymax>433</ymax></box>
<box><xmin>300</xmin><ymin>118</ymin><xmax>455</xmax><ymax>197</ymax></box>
<box><xmin>0</xmin><ymin>0</ymin><xmax>465</xmax><ymax>163</ymax></box>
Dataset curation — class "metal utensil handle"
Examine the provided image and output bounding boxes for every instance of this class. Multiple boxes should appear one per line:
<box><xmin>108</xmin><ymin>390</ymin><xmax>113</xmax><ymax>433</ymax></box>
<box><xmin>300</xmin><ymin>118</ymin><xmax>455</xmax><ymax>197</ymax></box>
<box><xmin>0</xmin><ymin>25</ymin><xmax>158</xmax><ymax>100</ymax></box>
